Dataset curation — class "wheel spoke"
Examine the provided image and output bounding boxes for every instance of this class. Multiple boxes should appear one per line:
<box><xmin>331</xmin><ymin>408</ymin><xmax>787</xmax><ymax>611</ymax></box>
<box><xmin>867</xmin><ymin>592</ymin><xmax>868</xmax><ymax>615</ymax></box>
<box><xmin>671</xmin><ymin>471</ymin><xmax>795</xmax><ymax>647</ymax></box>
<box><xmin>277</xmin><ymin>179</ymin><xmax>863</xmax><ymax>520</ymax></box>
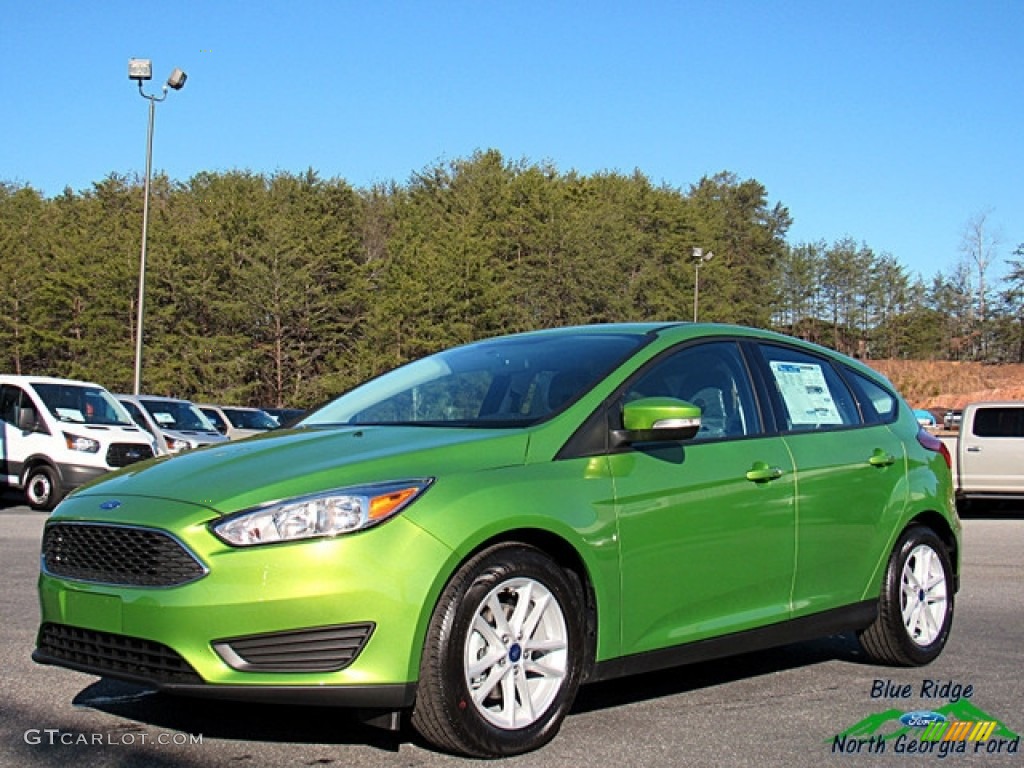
<box><xmin>472</xmin><ymin>662</ymin><xmax>510</xmax><ymax>705</ymax></box>
<box><xmin>485</xmin><ymin>593</ymin><xmax>514</xmax><ymax>640</ymax></box>
<box><xmin>499</xmin><ymin>668</ymin><xmax>518</xmax><ymax>727</ymax></box>
<box><xmin>514</xmin><ymin>672</ymin><xmax>535</xmax><ymax>725</ymax></box>
<box><xmin>466</xmin><ymin>645</ymin><xmax>506</xmax><ymax>680</ymax></box>
<box><xmin>507</xmin><ymin>581</ymin><xmax>533</xmax><ymax>637</ymax></box>
<box><xmin>525</xmin><ymin>657</ymin><xmax>566</xmax><ymax>681</ymax></box>
<box><xmin>520</xmin><ymin>590</ymin><xmax>552</xmax><ymax>644</ymax></box>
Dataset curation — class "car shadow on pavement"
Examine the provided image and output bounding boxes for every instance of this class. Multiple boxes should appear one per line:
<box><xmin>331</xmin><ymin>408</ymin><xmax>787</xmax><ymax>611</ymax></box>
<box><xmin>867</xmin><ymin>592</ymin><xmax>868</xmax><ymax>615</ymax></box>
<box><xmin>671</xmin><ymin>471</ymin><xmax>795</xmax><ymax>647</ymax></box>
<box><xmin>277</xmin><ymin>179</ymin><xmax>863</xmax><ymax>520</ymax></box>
<box><xmin>72</xmin><ymin>679</ymin><xmax>407</xmax><ymax>752</ymax></box>
<box><xmin>572</xmin><ymin>631</ymin><xmax>864</xmax><ymax>714</ymax></box>
<box><xmin>71</xmin><ymin>633</ymin><xmax>866</xmax><ymax>753</ymax></box>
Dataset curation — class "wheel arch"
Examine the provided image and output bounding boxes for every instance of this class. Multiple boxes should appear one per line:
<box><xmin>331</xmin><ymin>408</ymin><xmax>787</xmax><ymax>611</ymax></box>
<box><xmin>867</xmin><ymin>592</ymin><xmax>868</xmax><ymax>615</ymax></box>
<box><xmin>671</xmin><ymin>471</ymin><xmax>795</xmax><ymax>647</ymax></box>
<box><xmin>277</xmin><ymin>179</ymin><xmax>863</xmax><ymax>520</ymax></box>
<box><xmin>907</xmin><ymin>510</ymin><xmax>961</xmax><ymax>592</ymax></box>
<box><xmin>19</xmin><ymin>454</ymin><xmax>62</xmax><ymax>486</ymax></box>
<box><xmin>416</xmin><ymin>527</ymin><xmax>601</xmax><ymax>685</ymax></box>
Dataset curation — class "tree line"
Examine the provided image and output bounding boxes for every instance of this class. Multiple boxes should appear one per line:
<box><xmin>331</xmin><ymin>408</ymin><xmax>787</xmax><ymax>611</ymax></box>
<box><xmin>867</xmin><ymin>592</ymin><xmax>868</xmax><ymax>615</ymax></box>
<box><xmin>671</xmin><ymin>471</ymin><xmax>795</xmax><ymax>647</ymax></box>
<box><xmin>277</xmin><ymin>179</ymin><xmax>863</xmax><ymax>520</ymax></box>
<box><xmin>2</xmin><ymin>150</ymin><xmax>1022</xmax><ymax>408</ymax></box>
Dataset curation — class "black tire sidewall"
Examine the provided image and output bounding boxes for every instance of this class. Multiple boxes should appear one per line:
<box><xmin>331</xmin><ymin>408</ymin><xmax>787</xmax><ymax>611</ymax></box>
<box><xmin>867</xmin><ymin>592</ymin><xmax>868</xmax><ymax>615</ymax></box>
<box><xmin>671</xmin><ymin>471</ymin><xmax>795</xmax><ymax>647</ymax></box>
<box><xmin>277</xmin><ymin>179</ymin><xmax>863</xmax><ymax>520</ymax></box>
<box><xmin>887</xmin><ymin>527</ymin><xmax>954</xmax><ymax>665</ymax></box>
<box><xmin>427</xmin><ymin>545</ymin><xmax>585</xmax><ymax>757</ymax></box>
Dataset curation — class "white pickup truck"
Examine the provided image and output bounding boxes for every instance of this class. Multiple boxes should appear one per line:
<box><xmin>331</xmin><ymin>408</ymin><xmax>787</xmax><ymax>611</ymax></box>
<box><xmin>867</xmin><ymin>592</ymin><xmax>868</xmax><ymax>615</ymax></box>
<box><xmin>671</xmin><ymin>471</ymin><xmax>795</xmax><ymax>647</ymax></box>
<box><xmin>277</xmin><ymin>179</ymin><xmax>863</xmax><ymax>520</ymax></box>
<box><xmin>939</xmin><ymin>401</ymin><xmax>1024</xmax><ymax>507</ymax></box>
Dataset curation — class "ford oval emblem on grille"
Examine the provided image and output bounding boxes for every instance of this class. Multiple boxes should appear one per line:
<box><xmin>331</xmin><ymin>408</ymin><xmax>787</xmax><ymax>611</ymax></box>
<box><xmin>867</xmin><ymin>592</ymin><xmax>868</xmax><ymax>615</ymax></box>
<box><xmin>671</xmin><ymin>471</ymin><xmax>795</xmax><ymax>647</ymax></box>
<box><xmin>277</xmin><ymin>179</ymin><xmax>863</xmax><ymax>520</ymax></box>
<box><xmin>99</xmin><ymin>500</ymin><xmax>122</xmax><ymax>511</ymax></box>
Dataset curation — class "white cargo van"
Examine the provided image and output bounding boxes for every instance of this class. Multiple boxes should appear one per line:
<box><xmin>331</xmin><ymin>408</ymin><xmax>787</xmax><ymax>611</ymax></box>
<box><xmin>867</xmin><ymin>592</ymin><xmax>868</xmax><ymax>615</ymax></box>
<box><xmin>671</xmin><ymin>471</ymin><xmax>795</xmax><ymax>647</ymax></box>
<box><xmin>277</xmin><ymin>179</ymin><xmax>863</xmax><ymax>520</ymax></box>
<box><xmin>0</xmin><ymin>375</ymin><xmax>157</xmax><ymax>510</ymax></box>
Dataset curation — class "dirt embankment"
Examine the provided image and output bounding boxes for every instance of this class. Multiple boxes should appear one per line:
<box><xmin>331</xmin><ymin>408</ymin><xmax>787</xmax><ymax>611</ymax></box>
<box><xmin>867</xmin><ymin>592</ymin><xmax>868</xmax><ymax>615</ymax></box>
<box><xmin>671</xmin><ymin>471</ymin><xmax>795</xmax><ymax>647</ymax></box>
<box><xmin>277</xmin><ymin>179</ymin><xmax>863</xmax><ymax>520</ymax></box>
<box><xmin>867</xmin><ymin>360</ymin><xmax>1024</xmax><ymax>411</ymax></box>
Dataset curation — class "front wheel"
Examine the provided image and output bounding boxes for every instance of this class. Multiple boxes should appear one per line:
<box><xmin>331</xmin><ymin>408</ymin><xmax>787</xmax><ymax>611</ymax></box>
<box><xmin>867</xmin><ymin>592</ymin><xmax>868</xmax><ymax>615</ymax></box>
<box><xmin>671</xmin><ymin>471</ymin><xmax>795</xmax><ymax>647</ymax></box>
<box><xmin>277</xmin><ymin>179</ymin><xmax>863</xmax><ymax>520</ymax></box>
<box><xmin>24</xmin><ymin>465</ymin><xmax>63</xmax><ymax>511</ymax></box>
<box><xmin>411</xmin><ymin>543</ymin><xmax>586</xmax><ymax>757</ymax></box>
<box><xmin>858</xmin><ymin>525</ymin><xmax>954</xmax><ymax>666</ymax></box>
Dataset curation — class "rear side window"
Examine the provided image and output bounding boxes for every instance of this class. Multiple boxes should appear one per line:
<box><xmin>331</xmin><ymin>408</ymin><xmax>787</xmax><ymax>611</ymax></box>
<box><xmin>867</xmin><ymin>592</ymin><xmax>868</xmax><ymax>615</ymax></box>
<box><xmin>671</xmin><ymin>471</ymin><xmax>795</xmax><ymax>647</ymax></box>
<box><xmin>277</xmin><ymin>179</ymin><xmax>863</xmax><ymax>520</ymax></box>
<box><xmin>843</xmin><ymin>368</ymin><xmax>899</xmax><ymax>424</ymax></box>
<box><xmin>757</xmin><ymin>344</ymin><xmax>861</xmax><ymax>431</ymax></box>
<box><xmin>972</xmin><ymin>407</ymin><xmax>1024</xmax><ymax>438</ymax></box>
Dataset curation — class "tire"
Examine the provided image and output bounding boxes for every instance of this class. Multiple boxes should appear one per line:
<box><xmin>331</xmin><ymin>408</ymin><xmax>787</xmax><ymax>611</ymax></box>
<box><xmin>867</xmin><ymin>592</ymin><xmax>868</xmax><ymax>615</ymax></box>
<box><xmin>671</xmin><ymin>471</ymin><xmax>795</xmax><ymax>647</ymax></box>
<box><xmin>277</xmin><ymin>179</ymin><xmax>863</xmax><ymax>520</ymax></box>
<box><xmin>411</xmin><ymin>543</ymin><xmax>586</xmax><ymax>757</ymax></box>
<box><xmin>24</xmin><ymin>465</ymin><xmax>64</xmax><ymax>512</ymax></box>
<box><xmin>858</xmin><ymin>525</ymin><xmax>954</xmax><ymax>666</ymax></box>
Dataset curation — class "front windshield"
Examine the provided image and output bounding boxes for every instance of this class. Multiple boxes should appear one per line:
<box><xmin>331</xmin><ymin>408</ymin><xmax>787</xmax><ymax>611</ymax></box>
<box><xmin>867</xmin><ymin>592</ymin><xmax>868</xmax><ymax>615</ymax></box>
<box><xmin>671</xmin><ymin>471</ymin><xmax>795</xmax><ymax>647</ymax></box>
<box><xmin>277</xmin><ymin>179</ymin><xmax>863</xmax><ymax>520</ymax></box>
<box><xmin>33</xmin><ymin>383</ymin><xmax>135</xmax><ymax>427</ymax></box>
<box><xmin>305</xmin><ymin>332</ymin><xmax>644</xmax><ymax>428</ymax></box>
<box><xmin>141</xmin><ymin>399</ymin><xmax>218</xmax><ymax>432</ymax></box>
<box><xmin>224</xmin><ymin>408</ymin><xmax>278</xmax><ymax>430</ymax></box>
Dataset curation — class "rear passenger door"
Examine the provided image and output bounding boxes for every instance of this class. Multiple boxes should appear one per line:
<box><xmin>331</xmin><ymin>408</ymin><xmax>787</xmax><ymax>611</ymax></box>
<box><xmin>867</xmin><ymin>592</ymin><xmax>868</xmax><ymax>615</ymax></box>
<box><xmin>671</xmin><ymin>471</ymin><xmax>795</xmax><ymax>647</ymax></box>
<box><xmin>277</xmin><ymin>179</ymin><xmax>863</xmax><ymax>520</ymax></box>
<box><xmin>753</xmin><ymin>343</ymin><xmax>907</xmax><ymax>617</ymax></box>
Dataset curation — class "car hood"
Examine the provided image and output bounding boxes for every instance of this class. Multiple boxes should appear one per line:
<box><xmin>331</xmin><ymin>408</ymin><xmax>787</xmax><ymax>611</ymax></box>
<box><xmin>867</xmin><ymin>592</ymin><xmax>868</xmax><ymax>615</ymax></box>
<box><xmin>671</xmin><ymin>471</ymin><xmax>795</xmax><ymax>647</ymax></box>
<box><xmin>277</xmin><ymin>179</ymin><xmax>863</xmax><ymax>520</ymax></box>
<box><xmin>69</xmin><ymin>425</ymin><xmax>531</xmax><ymax>515</ymax></box>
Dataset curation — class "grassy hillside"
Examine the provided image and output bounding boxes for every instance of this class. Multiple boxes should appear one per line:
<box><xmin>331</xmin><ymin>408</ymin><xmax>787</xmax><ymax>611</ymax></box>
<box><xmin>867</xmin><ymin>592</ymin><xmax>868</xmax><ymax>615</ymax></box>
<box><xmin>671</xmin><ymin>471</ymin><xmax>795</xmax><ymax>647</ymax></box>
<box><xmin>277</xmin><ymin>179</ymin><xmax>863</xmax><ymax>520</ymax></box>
<box><xmin>868</xmin><ymin>360</ymin><xmax>1024</xmax><ymax>410</ymax></box>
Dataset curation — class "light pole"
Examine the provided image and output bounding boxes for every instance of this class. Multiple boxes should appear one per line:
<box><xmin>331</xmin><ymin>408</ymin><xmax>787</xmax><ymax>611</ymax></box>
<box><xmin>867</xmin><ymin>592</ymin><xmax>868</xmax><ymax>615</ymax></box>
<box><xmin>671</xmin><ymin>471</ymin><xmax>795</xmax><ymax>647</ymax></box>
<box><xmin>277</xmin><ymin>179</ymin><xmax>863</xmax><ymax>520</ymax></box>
<box><xmin>692</xmin><ymin>247</ymin><xmax>714</xmax><ymax>322</ymax></box>
<box><xmin>129</xmin><ymin>59</ymin><xmax>187</xmax><ymax>395</ymax></box>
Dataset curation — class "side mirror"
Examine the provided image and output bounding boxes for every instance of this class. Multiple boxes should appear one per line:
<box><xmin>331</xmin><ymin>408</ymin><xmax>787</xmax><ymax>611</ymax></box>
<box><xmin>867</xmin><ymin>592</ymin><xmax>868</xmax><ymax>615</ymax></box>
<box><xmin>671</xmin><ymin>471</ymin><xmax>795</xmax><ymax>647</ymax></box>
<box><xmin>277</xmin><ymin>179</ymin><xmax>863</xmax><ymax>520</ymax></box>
<box><xmin>16</xmin><ymin>406</ymin><xmax>41</xmax><ymax>433</ymax></box>
<box><xmin>612</xmin><ymin>397</ymin><xmax>702</xmax><ymax>446</ymax></box>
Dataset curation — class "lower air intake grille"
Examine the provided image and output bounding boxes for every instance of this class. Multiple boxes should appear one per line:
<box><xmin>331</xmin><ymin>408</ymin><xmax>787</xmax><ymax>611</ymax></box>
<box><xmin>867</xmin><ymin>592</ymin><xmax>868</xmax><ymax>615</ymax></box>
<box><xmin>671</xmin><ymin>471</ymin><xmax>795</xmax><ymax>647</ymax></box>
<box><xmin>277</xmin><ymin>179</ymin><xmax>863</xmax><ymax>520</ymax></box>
<box><xmin>36</xmin><ymin>623</ymin><xmax>202</xmax><ymax>685</ymax></box>
<box><xmin>213</xmin><ymin>623</ymin><xmax>375</xmax><ymax>672</ymax></box>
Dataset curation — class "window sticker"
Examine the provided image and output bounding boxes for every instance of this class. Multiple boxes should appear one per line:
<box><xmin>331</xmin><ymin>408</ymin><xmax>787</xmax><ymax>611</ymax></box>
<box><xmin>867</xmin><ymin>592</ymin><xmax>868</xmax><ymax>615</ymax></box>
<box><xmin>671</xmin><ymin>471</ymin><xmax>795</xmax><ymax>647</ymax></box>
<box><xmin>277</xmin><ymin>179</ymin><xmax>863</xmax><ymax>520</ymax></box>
<box><xmin>152</xmin><ymin>411</ymin><xmax>176</xmax><ymax>426</ymax></box>
<box><xmin>55</xmin><ymin>408</ymin><xmax>85</xmax><ymax>423</ymax></box>
<box><xmin>769</xmin><ymin>361</ymin><xmax>843</xmax><ymax>425</ymax></box>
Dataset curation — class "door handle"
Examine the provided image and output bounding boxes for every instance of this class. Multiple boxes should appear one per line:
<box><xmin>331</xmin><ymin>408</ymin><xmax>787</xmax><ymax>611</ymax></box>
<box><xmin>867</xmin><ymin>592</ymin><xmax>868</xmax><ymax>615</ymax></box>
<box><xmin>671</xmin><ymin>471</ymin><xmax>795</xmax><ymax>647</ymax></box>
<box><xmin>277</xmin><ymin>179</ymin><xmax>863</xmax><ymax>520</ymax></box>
<box><xmin>868</xmin><ymin>450</ymin><xmax>896</xmax><ymax>467</ymax></box>
<box><xmin>746</xmin><ymin>462</ymin><xmax>784</xmax><ymax>483</ymax></box>
<box><xmin>966</xmin><ymin>446</ymin><xmax>981</xmax><ymax>452</ymax></box>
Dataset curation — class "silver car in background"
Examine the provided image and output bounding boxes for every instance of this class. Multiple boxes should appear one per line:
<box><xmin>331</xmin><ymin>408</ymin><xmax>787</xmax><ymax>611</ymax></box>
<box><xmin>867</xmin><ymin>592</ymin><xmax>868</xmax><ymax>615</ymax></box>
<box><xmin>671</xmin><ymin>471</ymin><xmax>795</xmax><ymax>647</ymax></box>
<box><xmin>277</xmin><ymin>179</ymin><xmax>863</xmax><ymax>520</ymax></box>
<box><xmin>118</xmin><ymin>394</ymin><xmax>228</xmax><ymax>455</ymax></box>
<box><xmin>198</xmin><ymin>404</ymin><xmax>279</xmax><ymax>439</ymax></box>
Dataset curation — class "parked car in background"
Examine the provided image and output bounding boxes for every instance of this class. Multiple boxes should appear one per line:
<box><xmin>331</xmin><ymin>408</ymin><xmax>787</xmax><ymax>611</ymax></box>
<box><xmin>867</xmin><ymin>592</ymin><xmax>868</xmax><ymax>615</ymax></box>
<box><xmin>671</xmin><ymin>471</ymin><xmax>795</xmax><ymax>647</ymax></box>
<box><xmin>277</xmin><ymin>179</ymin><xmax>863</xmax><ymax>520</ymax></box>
<box><xmin>263</xmin><ymin>407</ymin><xmax>307</xmax><ymax>427</ymax></box>
<box><xmin>118</xmin><ymin>394</ymin><xmax>228</xmax><ymax>455</ymax></box>
<box><xmin>938</xmin><ymin>401</ymin><xmax>1024</xmax><ymax>509</ymax></box>
<box><xmin>943</xmin><ymin>409</ymin><xmax>963</xmax><ymax>430</ymax></box>
<box><xmin>0</xmin><ymin>375</ymin><xmax>155</xmax><ymax>510</ymax></box>
<box><xmin>35</xmin><ymin>323</ymin><xmax>960</xmax><ymax>757</ymax></box>
<box><xmin>913</xmin><ymin>408</ymin><xmax>937</xmax><ymax>427</ymax></box>
<box><xmin>199</xmin><ymin>404</ymin><xmax>279</xmax><ymax>439</ymax></box>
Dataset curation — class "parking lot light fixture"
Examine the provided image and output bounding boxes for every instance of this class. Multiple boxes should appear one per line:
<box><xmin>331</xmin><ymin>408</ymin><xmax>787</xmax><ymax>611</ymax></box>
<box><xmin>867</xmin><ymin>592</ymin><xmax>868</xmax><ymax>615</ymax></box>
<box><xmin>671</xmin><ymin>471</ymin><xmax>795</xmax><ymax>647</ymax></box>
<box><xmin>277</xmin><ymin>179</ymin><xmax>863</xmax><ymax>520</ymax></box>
<box><xmin>129</xmin><ymin>59</ymin><xmax>187</xmax><ymax>395</ymax></box>
<box><xmin>692</xmin><ymin>247</ymin><xmax>714</xmax><ymax>322</ymax></box>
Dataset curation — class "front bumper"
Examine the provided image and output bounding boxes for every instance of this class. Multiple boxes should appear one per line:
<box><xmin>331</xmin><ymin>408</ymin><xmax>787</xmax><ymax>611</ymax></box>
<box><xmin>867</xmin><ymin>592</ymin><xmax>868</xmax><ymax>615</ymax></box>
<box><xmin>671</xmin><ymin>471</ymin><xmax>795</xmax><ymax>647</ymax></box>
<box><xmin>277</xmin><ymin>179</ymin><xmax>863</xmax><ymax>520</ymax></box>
<box><xmin>35</xmin><ymin>494</ymin><xmax>452</xmax><ymax>706</ymax></box>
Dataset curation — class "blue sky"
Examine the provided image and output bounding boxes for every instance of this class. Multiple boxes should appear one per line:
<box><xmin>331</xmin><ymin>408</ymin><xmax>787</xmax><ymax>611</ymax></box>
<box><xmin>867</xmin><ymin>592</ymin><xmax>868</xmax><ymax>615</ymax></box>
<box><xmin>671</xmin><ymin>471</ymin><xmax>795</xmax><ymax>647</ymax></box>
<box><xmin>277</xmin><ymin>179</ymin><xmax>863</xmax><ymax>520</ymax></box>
<box><xmin>2</xmin><ymin>1</ymin><xmax>1021</xmax><ymax>281</ymax></box>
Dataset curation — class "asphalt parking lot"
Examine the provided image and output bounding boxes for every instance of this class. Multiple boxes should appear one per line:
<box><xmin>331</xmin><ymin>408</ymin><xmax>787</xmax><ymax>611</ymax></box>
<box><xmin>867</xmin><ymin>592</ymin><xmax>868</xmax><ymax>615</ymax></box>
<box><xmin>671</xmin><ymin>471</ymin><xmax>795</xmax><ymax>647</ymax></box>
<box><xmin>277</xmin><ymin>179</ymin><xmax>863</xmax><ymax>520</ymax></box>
<box><xmin>1</xmin><ymin>496</ymin><xmax>1021</xmax><ymax>767</ymax></box>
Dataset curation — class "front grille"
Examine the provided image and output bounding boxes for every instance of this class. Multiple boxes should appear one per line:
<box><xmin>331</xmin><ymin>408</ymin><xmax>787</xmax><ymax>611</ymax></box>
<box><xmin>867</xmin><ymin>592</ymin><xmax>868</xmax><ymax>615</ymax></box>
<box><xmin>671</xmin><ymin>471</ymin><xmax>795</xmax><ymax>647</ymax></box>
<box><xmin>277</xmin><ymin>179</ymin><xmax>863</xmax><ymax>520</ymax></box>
<box><xmin>213</xmin><ymin>623</ymin><xmax>375</xmax><ymax>672</ymax></box>
<box><xmin>42</xmin><ymin>523</ymin><xmax>207</xmax><ymax>587</ymax></box>
<box><xmin>36</xmin><ymin>623</ymin><xmax>202</xmax><ymax>685</ymax></box>
<box><xmin>106</xmin><ymin>442</ymin><xmax>155</xmax><ymax>468</ymax></box>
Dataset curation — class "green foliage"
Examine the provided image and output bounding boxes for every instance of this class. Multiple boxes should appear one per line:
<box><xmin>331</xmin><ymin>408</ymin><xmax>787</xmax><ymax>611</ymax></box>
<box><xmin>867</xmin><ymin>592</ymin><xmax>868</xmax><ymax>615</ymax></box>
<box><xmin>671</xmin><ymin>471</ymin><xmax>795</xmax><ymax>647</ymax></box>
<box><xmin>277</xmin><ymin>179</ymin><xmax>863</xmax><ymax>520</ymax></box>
<box><xmin>1</xmin><ymin>152</ymin><xmax>1014</xmax><ymax>407</ymax></box>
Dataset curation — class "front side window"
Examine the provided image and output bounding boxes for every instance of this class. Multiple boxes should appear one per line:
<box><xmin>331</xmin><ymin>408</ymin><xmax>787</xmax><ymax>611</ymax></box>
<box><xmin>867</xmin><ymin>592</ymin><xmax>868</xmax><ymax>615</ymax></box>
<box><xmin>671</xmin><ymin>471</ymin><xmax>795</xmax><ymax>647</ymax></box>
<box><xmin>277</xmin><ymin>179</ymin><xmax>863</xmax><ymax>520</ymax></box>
<box><xmin>758</xmin><ymin>345</ymin><xmax>860</xmax><ymax>431</ymax></box>
<box><xmin>0</xmin><ymin>385</ymin><xmax>25</xmax><ymax>424</ymax></box>
<box><xmin>622</xmin><ymin>341</ymin><xmax>761</xmax><ymax>440</ymax></box>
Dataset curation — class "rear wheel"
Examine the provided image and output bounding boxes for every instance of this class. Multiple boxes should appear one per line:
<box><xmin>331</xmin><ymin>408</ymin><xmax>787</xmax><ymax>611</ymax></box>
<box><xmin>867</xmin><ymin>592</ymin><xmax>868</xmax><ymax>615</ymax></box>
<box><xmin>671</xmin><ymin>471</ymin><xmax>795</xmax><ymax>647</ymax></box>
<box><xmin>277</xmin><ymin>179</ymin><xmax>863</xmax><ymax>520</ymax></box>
<box><xmin>859</xmin><ymin>526</ymin><xmax>954</xmax><ymax>666</ymax></box>
<box><xmin>411</xmin><ymin>543</ymin><xmax>586</xmax><ymax>757</ymax></box>
<box><xmin>24</xmin><ymin>465</ymin><xmax>63</xmax><ymax>511</ymax></box>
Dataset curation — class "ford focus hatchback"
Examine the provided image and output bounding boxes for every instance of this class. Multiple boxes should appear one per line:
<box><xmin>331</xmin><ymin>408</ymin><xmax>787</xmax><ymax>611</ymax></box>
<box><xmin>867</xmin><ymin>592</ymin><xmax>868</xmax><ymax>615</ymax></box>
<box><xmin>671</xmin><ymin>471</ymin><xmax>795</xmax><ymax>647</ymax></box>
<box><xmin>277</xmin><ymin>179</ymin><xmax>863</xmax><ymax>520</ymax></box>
<box><xmin>34</xmin><ymin>323</ymin><xmax>960</xmax><ymax>757</ymax></box>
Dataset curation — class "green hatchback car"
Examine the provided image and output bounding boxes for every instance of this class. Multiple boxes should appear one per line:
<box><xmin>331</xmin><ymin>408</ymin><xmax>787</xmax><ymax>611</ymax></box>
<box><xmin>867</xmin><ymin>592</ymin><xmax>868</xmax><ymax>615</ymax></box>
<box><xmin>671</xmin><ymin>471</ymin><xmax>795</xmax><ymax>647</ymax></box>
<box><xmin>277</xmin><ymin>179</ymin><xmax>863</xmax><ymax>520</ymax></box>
<box><xmin>34</xmin><ymin>323</ymin><xmax>960</xmax><ymax>757</ymax></box>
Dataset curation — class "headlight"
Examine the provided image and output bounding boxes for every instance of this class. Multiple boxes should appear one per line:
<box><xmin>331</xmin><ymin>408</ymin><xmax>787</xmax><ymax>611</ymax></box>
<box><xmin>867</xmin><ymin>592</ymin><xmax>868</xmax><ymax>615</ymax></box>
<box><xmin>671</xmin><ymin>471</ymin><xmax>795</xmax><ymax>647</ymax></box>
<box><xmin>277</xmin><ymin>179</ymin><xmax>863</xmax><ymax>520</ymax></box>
<box><xmin>212</xmin><ymin>479</ymin><xmax>433</xmax><ymax>547</ymax></box>
<box><xmin>166</xmin><ymin>437</ymin><xmax>192</xmax><ymax>453</ymax></box>
<box><xmin>64</xmin><ymin>432</ymin><xmax>100</xmax><ymax>453</ymax></box>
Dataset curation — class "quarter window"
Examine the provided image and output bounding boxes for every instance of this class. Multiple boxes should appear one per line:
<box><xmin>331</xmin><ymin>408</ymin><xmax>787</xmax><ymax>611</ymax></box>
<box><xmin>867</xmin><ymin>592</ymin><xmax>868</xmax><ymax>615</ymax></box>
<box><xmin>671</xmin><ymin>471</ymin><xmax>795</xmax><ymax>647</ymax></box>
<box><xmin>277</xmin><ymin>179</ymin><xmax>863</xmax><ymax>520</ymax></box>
<box><xmin>843</xmin><ymin>368</ymin><xmax>898</xmax><ymax>424</ymax></box>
